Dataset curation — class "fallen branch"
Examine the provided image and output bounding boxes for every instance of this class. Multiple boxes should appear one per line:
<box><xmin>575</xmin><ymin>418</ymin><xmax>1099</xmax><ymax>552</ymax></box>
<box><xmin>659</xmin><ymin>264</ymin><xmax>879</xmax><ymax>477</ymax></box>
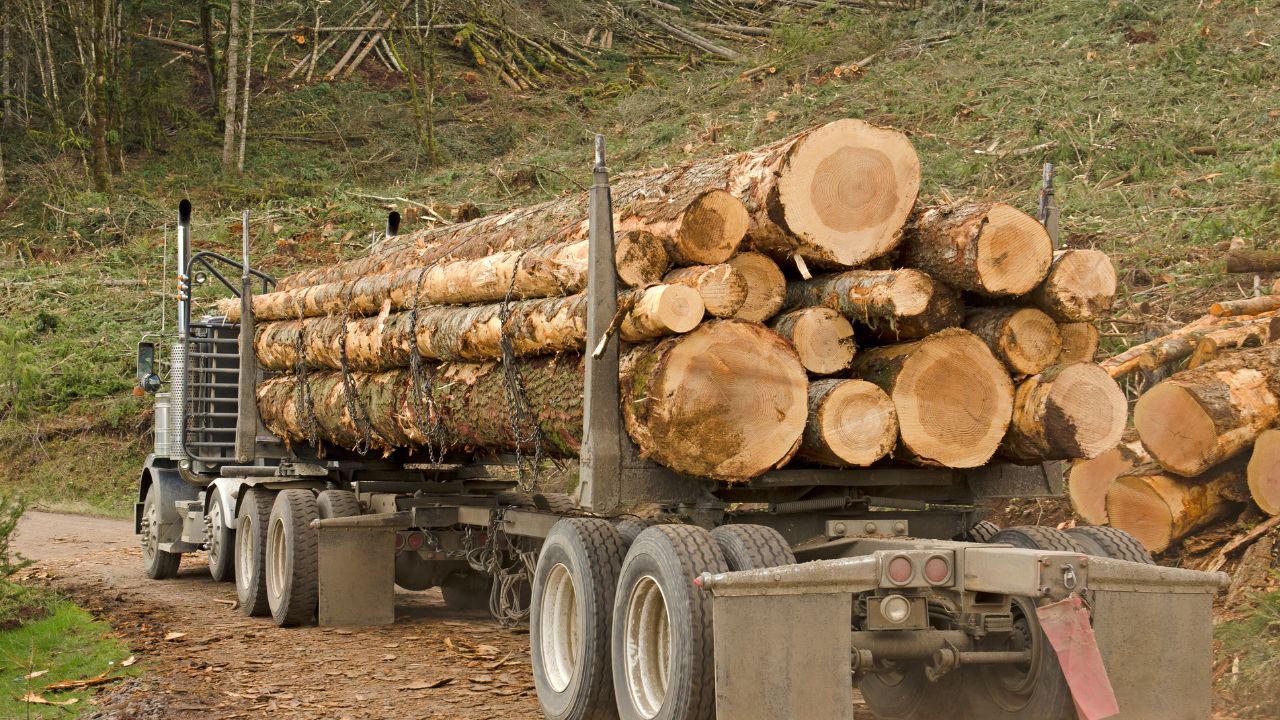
<box><xmin>1204</xmin><ymin>514</ymin><xmax>1280</xmax><ymax>572</ymax></box>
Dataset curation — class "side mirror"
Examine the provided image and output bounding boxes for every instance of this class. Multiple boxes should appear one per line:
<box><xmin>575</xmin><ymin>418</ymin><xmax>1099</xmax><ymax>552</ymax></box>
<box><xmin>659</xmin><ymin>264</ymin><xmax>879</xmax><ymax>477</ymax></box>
<box><xmin>137</xmin><ymin>341</ymin><xmax>161</xmax><ymax>393</ymax></box>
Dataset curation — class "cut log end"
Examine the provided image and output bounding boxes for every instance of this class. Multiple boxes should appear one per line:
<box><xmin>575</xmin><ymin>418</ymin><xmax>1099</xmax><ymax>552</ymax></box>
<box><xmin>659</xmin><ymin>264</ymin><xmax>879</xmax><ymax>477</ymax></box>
<box><xmin>1033</xmin><ymin>249</ymin><xmax>1117</xmax><ymax>322</ymax></box>
<box><xmin>674</xmin><ymin>189</ymin><xmax>750</xmax><ymax>265</ymax></box>
<box><xmin>1106</xmin><ymin>476</ymin><xmax>1176</xmax><ymax>553</ymax></box>
<box><xmin>1133</xmin><ymin>383</ymin><xmax>1219</xmax><ymax>477</ymax></box>
<box><xmin>800</xmin><ymin>379</ymin><xmax>898</xmax><ymax>466</ymax></box>
<box><xmin>771</xmin><ymin>307</ymin><xmax>856</xmax><ymax>375</ymax></box>
<box><xmin>615</xmin><ymin>230</ymin><xmax>671</xmax><ymax>287</ymax></box>
<box><xmin>973</xmin><ymin>203</ymin><xmax>1054</xmax><ymax>296</ymax></box>
<box><xmin>1247</xmin><ymin>429</ymin><xmax>1280</xmax><ymax>516</ymax></box>
<box><xmin>1043</xmin><ymin>363</ymin><xmax>1128</xmax><ymax>459</ymax></box>
<box><xmin>663</xmin><ymin>264</ymin><xmax>748</xmax><ymax>318</ymax></box>
<box><xmin>776</xmin><ymin>119</ymin><xmax>920</xmax><ymax>266</ymax></box>
<box><xmin>1057</xmin><ymin>322</ymin><xmax>1100</xmax><ymax>363</ymax></box>
<box><xmin>964</xmin><ymin>307</ymin><xmax>1062</xmax><ymax>376</ymax></box>
<box><xmin>619</xmin><ymin>284</ymin><xmax>705</xmax><ymax>342</ymax></box>
<box><xmin>625</xmin><ymin>320</ymin><xmax>807</xmax><ymax>481</ymax></box>
<box><xmin>1068</xmin><ymin>448</ymin><xmax>1130</xmax><ymax>525</ymax></box>
<box><xmin>727</xmin><ymin>252</ymin><xmax>786</xmax><ymax>322</ymax></box>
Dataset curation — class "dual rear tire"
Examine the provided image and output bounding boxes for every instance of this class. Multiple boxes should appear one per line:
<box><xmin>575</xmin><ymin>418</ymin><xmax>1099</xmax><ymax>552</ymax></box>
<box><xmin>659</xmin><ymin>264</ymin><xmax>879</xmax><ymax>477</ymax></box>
<box><xmin>531</xmin><ymin>522</ymin><xmax>790</xmax><ymax>720</ymax></box>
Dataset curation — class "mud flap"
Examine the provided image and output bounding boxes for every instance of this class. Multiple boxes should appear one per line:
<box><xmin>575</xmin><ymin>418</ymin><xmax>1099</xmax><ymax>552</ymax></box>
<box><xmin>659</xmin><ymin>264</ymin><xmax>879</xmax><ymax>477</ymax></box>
<box><xmin>1036</xmin><ymin>594</ymin><xmax>1119</xmax><ymax>720</ymax></box>
<box><xmin>317</xmin><ymin>525</ymin><xmax>395</xmax><ymax>626</ymax></box>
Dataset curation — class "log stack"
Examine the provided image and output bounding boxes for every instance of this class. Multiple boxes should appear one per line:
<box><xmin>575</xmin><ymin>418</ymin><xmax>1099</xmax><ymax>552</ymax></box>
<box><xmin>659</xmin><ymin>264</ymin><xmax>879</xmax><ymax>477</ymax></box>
<box><xmin>1073</xmin><ymin>299</ymin><xmax>1280</xmax><ymax>553</ymax></box>
<box><xmin>243</xmin><ymin>119</ymin><xmax>1125</xmax><ymax>484</ymax></box>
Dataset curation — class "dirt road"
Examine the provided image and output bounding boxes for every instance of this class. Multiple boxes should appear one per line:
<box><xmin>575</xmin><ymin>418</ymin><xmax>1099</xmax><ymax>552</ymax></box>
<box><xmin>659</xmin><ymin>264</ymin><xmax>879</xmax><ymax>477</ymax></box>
<box><xmin>14</xmin><ymin>511</ymin><xmax>542</xmax><ymax>719</ymax></box>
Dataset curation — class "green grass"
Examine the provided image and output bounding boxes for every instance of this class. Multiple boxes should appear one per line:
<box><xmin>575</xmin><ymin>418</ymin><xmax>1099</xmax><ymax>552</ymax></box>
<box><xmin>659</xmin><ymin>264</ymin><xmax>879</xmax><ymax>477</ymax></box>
<box><xmin>0</xmin><ymin>583</ymin><xmax>136</xmax><ymax>718</ymax></box>
<box><xmin>1215</xmin><ymin>584</ymin><xmax>1280</xmax><ymax>716</ymax></box>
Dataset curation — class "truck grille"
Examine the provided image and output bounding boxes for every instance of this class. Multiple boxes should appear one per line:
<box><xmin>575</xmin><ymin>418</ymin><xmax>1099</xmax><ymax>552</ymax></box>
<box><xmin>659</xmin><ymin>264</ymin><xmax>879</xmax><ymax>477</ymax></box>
<box><xmin>183</xmin><ymin>320</ymin><xmax>241</xmax><ymax>466</ymax></box>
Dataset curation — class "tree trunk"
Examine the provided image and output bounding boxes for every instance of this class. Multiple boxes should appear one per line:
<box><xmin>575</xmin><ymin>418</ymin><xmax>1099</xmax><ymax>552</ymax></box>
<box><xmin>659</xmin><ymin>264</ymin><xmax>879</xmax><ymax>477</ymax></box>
<box><xmin>256</xmin><ymin>320</ymin><xmax>809</xmax><ymax>481</ymax></box>
<box><xmin>1134</xmin><ymin>343</ymin><xmax>1280</xmax><ymax>477</ymax></box>
<box><xmin>88</xmin><ymin>0</ymin><xmax>110</xmax><ymax>193</ymax></box>
<box><xmin>1246</xmin><ymin>429</ymin><xmax>1280</xmax><ymax>516</ymax></box>
<box><xmin>784</xmin><ymin>269</ymin><xmax>964</xmax><ymax>341</ymax></box>
<box><xmin>769</xmin><ymin>307</ymin><xmax>855</xmax><ymax>375</ymax></box>
<box><xmin>1029</xmin><ymin>249</ymin><xmax>1116</xmax><ymax>322</ymax></box>
<box><xmin>1106</xmin><ymin>461</ymin><xmax>1249</xmax><ymax>552</ymax></box>
<box><xmin>1001</xmin><ymin>363</ymin><xmax>1127</xmax><ymax>462</ymax></box>
<box><xmin>1187</xmin><ymin>322</ymin><xmax>1267</xmax><ymax>369</ymax></box>
<box><xmin>199</xmin><ymin>0</ymin><xmax>220</xmax><ymax>116</ymax></box>
<box><xmin>899</xmin><ymin>202</ymin><xmax>1052</xmax><ymax>296</ymax></box>
<box><xmin>1225</xmin><ymin>249</ymin><xmax>1280</xmax><ymax>274</ymax></box>
<box><xmin>663</xmin><ymin>263</ymin><xmax>748</xmax><ymax>318</ymax></box>
<box><xmin>726</xmin><ymin>252</ymin><xmax>785</xmax><ymax>322</ymax></box>
<box><xmin>798</xmin><ymin>379</ymin><xmax>897</xmax><ymax>467</ymax></box>
<box><xmin>851</xmin><ymin>328</ymin><xmax>1013</xmax><ymax>468</ymax></box>
<box><xmin>220</xmin><ymin>0</ymin><xmax>241</xmax><ymax>172</ymax></box>
<box><xmin>236</xmin><ymin>0</ymin><xmax>256</xmax><ymax>172</ymax></box>
<box><xmin>1209</xmin><ymin>295</ymin><xmax>1280</xmax><ymax>318</ymax></box>
<box><xmin>276</xmin><ymin>119</ymin><xmax>917</xmax><ymax>290</ymax></box>
<box><xmin>1098</xmin><ymin>313</ymin><xmax>1274</xmax><ymax>378</ymax></box>
<box><xmin>251</xmin><ymin>284</ymin><xmax>703</xmax><ymax>370</ymax></box>
<box><xmin>1067</xmin><ymin>432</ymin><xmax>1149</xmax><ymax>525</ymax></box>
<box><xmin>620</xmin><ymin>320</ymin><xmax>807</xmax><ymax>480</ymax></box>
<box><xmin>1056</xmin><ymin>322</ymin><xmax>1099</xmax><ymax>363</ymax></box>
<box><xmin>963</xmin><ymin>307</ymin><xmax>1062</xmax><ymax>376</ymax></box>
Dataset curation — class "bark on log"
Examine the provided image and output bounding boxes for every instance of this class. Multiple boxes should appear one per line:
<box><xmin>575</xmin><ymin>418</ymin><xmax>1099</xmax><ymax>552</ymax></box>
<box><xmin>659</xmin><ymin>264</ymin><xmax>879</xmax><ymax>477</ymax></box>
<box><xmin>1106</xmin><ymin>461</ymin><xmax>1249</xmax><ymax>552</ymax></box>
<box><xmin>1056</xmin><ymin>322</ymin><xmax>1100</xmax><ymax>364</ymax></box>
<box><xmin>797</xmin><ymin>379</ymin><xmax>897</xmax><ymax>467</ymax></box>
<box><xmin>726</xmin><ymin>252</ymin><xmax>786</xmax><ymax>322</ymax></box>
<box><xmin>1029</xmin><ymin>249</ymin><xmax>1116</xmax><ymax>322</ymax></box>
<box><xmin>1187</xmin><ymin>323</ymin><xmax>1267</xmax><ymax>369</ymax></box>
<box><xmin>1134</xmin><ymin>343</ymin><xmax>1280</xmax><ymax>477</ymax></box>
<box><xmin>663</xmin><ymin>263</ymin><xmax>748</xmax><ymax>318</ymax></box>
<box><xmin>769</xmin><ymin>308</ymin><xmax>856</xmax><ymax>375</ymax></box>
<box><xmin>253</xmin><ymin>285</ymin><xmax>703</xmax><ymax>370</ymax></box>
<box><xmin>851</xmin><ymin>328</ymin><xmax>1014</xmax><ymax>468</ymax></box>
<box><xmin>784</xmin><ymin>269</ymin><xmax>964</xmax><ymax>341</ymax></box>
<box><xmin>899</xmin><ymin>202</ymin><xmax>1053</xmax><ymax>296</ymax></box>
<box><xmin>277</xmin><ymin>119</ymin><xmax>919</xmax><ymax>291</ymax></box>
<box><xmin>963</xmin><ymin>307</ymin><xmax>1062</xmax><ymax>376</ymax></box>
<box><xmin>1225</xmin><ymin>249</ymin><xmax>1280</xmax><ymax>274</ymax></box>
<box><xmin>1067</xmin><ymin>433</ymin><xmax>1150</xmax><ymax>525</ymax></box>
<box><xmin>1001</xmin><ymin>363</ymin><xmax>1127</xmax><ymax>462</ymax></box>
<box><xmin>256</xmin><ymin>320</ymin><xmax>808</xmax><ymax>480</ymax></box>
<box><xmin>1210</xmin><ymin>295</ymin><xmax>1280</xmax><ymax>318</ymax></box>
<box><xmin>1246</xmin><ymin>429</ymin><xmax>1280</xmax><ymax>516</ymax></box>
<box><xmin>1098</xmin><ymin>313</ymin><xmax>1276</xmax><ymax>378</ymax></box>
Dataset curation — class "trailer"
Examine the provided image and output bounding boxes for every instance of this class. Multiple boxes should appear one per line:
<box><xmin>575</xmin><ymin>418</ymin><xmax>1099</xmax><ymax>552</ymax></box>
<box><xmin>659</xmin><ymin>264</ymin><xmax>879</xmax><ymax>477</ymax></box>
<box><xmin>133</xmin><ymin>138</ymin><xmax>1228</xmax><ymax>720</ymax></box>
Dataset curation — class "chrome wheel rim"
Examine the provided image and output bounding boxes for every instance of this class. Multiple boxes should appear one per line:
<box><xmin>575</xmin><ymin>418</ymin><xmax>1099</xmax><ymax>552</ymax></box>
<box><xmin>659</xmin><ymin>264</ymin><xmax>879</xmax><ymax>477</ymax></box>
<box><xmin>624</xmin><ymin>575</ymin><xmax>671</xmax><ymax>719</ymax></box>
<box><xmin>266</xmin><ymin>515</ymin><xmax>286</xmax><ymax>603</ymax></box>
<box><xmin>539</xmin><ymin>563</ymin><xmax>580</xmax><ymax>693</ymax></box>
<box><xmin>236</xmin><ymin>513</ymin><xmax>255</xmax><ymax>594</ymax></box>
<box><xmin>208</xmin><ymin>499</ymin><xmax>224</xmax><ymax>567</ymax></box>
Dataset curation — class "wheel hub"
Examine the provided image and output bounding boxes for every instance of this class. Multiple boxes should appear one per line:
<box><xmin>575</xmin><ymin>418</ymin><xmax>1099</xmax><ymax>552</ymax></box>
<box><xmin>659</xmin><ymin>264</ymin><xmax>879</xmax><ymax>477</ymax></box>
<box><xmin>624</xmin><ymin>575</ymin><xmax>672</xmax><ymax>719</ymax></box>
<box><xmin>539</xmin><ymin>563</ymin><xmax>580</xmax><ymax>693</ymax></box>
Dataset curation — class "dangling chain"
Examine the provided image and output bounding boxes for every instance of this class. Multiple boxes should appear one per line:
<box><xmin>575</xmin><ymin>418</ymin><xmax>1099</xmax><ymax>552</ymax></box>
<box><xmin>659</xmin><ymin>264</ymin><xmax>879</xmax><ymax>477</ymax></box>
<box><xmin>407</xmin><ymin>264</ymin><xmax>448</xmax><ymax>462</ymax></box>
<box><xmin>497</xmin><ymin>250</ymin><xmax>545</xmax><ymax>491</ymax></box>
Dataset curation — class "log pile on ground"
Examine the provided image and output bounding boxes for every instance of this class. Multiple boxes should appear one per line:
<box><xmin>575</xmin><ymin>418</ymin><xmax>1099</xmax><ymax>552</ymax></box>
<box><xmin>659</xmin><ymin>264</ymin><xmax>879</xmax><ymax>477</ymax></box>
<box><xmin>242</xmin><ymin>118</ymin><xmax>1125</xmax><ymax>483</ymax></box>
<box><xmin>1074</xmin><ymin>298</ymin><xmax>1280</xmax><ymax>553</ymax></box>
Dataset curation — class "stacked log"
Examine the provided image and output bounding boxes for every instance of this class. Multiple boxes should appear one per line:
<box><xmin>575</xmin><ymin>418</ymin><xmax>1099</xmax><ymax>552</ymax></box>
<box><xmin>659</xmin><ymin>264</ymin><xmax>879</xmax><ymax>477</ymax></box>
<box><xmin>250</xmin><ymin>119</ymin><xmax>1125</xmax><ymax>484</ymax></box>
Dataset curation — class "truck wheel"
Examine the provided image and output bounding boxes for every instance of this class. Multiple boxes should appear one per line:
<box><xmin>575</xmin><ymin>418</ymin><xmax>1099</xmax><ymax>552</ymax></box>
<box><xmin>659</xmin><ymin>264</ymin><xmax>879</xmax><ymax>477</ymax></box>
<box><xmin>961</xmin><ymin>595</ymin><xmax>1075</xmax><ymax>720</ymax></box>
<box><xmin>614</xmin><ymin>518</ymin><xmax>657</xmax><ymax>546</ymax></box>
<box><xmin>859</xmin><ymin>661</ymin><xmax>963</xmax><ymax>720</ymax></box>
<box><xmin>1064</xmin><ymin>526</ymin><xmax>1155</xmax><ymax>564</ymax></box>
<box><xmin>316</xmin><ymin>489</ymin><xmax>360</xmax><ymax>519</ymax></box>
<box><xmin>266</xmin><ymin>489</ymin><xmax>320</xmax><ymax>627</ymax></box>
<box><xmin>235</xmin><ymin>488</ymin><xmax>275</xmax><ymax>617</ymax></box>
<box><xmin>141</xmin><ymin>484</ymin><xmax>182</xmax><ymax>580</ymax></box>
<box><xmin>986</xmin><ymin>526</ymin><xmax>1086</xmax><ymax>553</ymax></box>
<box><xmin>206</xmin><ymin>491</ymin><xmax>235</xmax><ymax>583</ymax></box>
<box><xmin>966</xmin><ymin>520</ymin><xmax>1001</xmax><ymax>543</ymax></box>
<box><xmin>442</xmin><ymin>572</ymin><xmax>493</xmax><ymax>612</ymax></box>
<box><xmin>710</xmin><ymin>524</ymin><xmax>794</xmax><ymax>570</ymax></box>
<box><xmin>531</xmin><ymin>518</ymin><xmax>626</xmax><ymax>720</ymax></box>
<box><xmin>611</xmin><ymin>525</ymin><xmax>727</xmax><ymax>720</ymax></box>
<box><xmin>534</xmin><ymin>492</ymin><xmax>577</xmax><ymax>514</ymax></box>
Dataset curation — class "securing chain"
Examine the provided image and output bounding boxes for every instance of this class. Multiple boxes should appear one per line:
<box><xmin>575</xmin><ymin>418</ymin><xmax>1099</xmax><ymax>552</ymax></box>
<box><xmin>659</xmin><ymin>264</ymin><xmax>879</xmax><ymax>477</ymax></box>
<box><xmin>336</xmin><ymin>283</ymin><xmax>388</xmax><ymax>455</ymax></box>
<box><xmin>407</xmin><ymin>264</ymin><xmax>449</xmax><ymax>463</ymax></box>
<box><xmin>292</xmin><ymin>294</ymin><xmax>322</xmax><ymax>451</ymax></box>
<box><xmin>497</xmin><ymin>249</ymin><xmax>546</xmax><ymax>491</ymax></box>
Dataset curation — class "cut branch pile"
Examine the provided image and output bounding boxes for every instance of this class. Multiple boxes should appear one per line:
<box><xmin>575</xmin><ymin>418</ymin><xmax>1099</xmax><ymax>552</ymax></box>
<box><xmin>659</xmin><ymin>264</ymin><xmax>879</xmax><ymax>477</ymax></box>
<box><xmin>249</xmin><ymin>118</ymin><xmax>1124</xmax><ymax>483</ymax></box>
<box><xmin>1073</xmin><ymin>299</ymin><xmax>1280</xmax><ymax>553</ymax></box>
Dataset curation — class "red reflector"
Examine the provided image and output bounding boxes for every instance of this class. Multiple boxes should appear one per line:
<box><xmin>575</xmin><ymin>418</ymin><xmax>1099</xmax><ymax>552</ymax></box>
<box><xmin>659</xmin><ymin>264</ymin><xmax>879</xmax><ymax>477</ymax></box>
<box><xmin>887</xmin><ymin>555</ymin><xmax>913</xmax><ymax>584</ymax></box>
<box><xmin>406</xmin><ymin>531</ymin><xmax>425</xmax><ymax>550</ymax></box>
<box><xmin>924</xmin><ymin>556</ymin><xmax>950</xmax><ymax>584</ymax></box>
<box><xmin>394</xmin><ymin>532</ymin><xmax>405</xmax><ymax>551</ymax></box>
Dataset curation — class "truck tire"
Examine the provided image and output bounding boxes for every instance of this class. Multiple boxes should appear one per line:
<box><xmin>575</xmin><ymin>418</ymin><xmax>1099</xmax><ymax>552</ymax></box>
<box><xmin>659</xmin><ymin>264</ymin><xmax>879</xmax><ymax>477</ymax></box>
<box><xmin>316</xmin><ymin>489</ymin><xmax>360</xmax><ymax>519</ymax></box>
<box><xmin>614</xmin><ymin>518</ymin><xmax>657</xmax><ymax>546</ymax></box>
<box><xmin>235</xmin><ymin>488</ymin><xmax>275</xmax><ymax>617</ymax></box>
<box><xmin>442</xmin><ymin>572</ymin><xmax>493</xmax><ymax>612</ymax></box>
<box><xmin>966</xmin><ymin>520</ymin><xmax>1001</xmax><ymax>543</ymax></box>
<box><xmin>266</xmin><ymin>489</ymin><xmax>320</xmax><ymax>627</ymax></box>
<box><xmin>986</xmin><ymin>526</ymin><xmax>1086</xmax><ymax>553</ymax></box>
<box><xmin>534</xmin><ymin>492</ymin><xmax>577</xmax><ymax>514</ymax></box>
<box><xmin>531</xmin><ymin>518</ymin><xmax>627</xmax><ymax>720</ymax></box>
<box><xmin>141</xmin><ymin>484</ymin><xmax>182</xmax><ymax>580</ymax></box>
<box><xmin>1064</xmin><ymin>526</ymin><xmax>1155</xmax><ymax>564</ymax></box>
<box><xmin>611</xmin><ymin>525</ymin><xmax>727</xmax><ymax>720</ymax></box>
<box><xmin>961</xmin><ymin>595</ymin><xmax>1075</xmax><ymax>720</ymax></box>
<box><xmin>710</xmin><ymin>524</ymin><xmax>795</xmax><ymax>570</ymax></box>
<box><xmin>859</xmin><ymin>660</ymin><xmax>963</xmax><ymax>720</ymax></box>
<box><xmin>206</xmin><ymin>491</ymin><xmax>235</xmax><ymax>583</ymax></box>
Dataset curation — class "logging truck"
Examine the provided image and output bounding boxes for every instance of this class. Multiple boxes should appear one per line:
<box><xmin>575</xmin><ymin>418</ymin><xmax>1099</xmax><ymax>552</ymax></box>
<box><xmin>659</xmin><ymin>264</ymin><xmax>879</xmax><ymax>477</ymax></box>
<box><xmin>133</xmin><ymin>135</ymin><xmax>1228</xmax><ymax>720</ymax></box>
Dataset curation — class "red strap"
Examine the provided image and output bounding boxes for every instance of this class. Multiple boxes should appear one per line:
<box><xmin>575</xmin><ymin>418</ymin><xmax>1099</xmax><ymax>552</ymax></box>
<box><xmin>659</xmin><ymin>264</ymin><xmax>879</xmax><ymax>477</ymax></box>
<box><xmin>1036</xmin><ymin>594</ymin><xmax>1120</xmax><ymax>720</ymax></box>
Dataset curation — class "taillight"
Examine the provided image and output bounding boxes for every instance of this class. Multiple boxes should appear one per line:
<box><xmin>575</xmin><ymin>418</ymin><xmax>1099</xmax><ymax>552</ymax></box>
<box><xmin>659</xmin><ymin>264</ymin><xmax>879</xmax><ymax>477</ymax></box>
<box><xmin>924</xmin><ymin>555</ymin><xmax>951</xmax><ymax>585</ymax></box>
<box><xmin>394</xmin><ymin>532</ymin><xmax>406</xmax><ymax>551</ymax></box>
<box><xmin>887</xmin><ymin>555</ymin><xmax>913</xmax><ymax>585</ymax></box>
<box><xmin>406</xmin><ymin>530</ymin><xmax>426</xmax><ymax>551</ymax></box>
